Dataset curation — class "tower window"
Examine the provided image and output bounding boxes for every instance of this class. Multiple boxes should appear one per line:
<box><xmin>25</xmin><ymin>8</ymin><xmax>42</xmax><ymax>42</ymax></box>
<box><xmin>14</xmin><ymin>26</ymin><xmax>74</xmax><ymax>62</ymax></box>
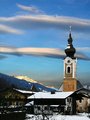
<box><xmin>67</xmin><ymin>66</ymin><xmax>71</xmax><ymax>74</ymax></box>
<box><xmin>68</xmin><ymin>67</ymin><xmax>70</xmax><ymax>73</ymax></box>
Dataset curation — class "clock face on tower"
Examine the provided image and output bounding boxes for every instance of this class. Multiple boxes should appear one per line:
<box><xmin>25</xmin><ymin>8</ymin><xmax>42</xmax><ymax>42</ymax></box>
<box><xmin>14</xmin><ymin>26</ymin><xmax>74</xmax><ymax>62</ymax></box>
<box><xmin>65</xmin><ymin>57</ymin><xmax>72</xmax><ymax>64</ymax></box>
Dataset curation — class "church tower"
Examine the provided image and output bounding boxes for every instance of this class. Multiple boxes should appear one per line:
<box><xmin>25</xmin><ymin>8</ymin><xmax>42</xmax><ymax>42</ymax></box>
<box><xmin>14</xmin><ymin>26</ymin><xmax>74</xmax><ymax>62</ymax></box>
<box><xmin>63</xmin><ymin>30</ymin><xmax>77</xmax><ymax>91</ymax></box>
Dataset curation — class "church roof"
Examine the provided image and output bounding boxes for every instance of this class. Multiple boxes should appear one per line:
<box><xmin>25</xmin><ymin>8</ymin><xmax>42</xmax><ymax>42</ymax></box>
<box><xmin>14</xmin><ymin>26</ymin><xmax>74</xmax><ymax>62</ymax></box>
<box><xmin>65</xmin><ymin>32</ymin><xmax>76</xmax><ymax>58</ymax></box>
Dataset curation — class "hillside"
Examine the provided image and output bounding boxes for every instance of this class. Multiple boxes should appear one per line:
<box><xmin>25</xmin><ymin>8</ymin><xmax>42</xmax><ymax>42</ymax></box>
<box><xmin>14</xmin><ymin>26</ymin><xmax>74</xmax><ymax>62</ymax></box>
<box><xmin>0</xmin><ymin>73</ymin><xmax>57</xmax><ymax>92</ymax></box>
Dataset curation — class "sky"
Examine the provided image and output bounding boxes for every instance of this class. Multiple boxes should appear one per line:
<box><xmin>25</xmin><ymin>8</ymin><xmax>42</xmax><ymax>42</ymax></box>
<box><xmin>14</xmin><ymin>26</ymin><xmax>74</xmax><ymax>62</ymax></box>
<box><xmin>0</xmin><ymin>0</ymin><xmax>90</xmax><ymax>88</ymax></box>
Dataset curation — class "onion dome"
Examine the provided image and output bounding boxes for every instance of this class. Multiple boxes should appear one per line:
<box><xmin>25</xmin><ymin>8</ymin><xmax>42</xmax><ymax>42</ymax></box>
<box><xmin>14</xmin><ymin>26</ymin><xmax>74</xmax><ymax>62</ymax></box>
<box><xmin>65</xmin><ymin>32</ymin><xmax>76</xmax><ymax>58</ymax></box>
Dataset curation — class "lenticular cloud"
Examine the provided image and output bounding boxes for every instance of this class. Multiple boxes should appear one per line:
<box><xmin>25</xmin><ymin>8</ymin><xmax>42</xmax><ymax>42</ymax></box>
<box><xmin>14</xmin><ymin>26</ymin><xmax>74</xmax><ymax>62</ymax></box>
<box><xmin>0</xmin><ymin>46</ymin><xmax>90</xmax><ymax>60</ymax></box>
<box><xmin>0</xmin><ymin>15</ymin><xmax>90</xmax><ymax>33</ymax></box>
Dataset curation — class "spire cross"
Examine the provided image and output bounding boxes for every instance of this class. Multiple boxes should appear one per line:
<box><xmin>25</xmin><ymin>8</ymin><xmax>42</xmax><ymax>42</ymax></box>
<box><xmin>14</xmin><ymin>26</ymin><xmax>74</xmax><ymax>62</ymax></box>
<box><xmin>68</xmin><ymin>26</ymin><xmax>73</xmax><ymax>44</ymax></box>
<box><xmin>69</xmin><ymin>26</ymin><xmax>72</xmax><ymax>33</ymax></box>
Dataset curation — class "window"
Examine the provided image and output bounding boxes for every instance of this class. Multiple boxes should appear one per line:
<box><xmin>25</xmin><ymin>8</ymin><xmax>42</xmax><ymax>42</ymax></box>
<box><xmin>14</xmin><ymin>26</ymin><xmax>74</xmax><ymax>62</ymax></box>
<box><xmin>67</xmin><ymin>67</ymin><xmax>70</xmax><ymax>73</ymax></box>
<box><xmin>66</xmin><ymin>66</ymin><xmax>71</xmax><ymax>74</ymax></box>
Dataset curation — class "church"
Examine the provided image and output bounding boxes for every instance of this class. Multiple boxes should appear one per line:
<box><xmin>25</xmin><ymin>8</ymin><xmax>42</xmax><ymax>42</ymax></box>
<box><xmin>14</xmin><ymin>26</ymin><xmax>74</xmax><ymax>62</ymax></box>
<box><xmin>61</xmin><ymin>31</ymin><xmax>83</xmax><ymax>91</ymax></box>
<box><xmin>28</xmin><ymin>31</ymin><xmax>90</xmax><ymax>115</ymax></box>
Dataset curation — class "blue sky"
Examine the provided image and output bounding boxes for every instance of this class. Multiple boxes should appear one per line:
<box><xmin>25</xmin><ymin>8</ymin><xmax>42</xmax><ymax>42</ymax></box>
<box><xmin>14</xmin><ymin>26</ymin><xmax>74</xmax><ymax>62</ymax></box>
<box><xmin>0</xmin><ymin>0</ymin><xmax>90</xmax><ymax>88</ymax></box>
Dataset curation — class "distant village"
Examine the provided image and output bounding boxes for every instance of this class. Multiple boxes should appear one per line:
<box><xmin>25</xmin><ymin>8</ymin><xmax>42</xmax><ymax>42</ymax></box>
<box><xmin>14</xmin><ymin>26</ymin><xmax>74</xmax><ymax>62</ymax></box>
<box><xmin>0</xmin><ymin>32</ymin><xmax>90</xmax><ymax>119</ymax></box>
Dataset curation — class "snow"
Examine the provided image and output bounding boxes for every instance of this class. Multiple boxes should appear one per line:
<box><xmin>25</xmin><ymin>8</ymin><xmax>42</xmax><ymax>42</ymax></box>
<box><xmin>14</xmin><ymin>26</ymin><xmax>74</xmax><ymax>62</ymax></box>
<box><xmin>25</xmin><ymin>101</ymin><xmax>34</xmax><ymax>106</ymax></box>
<box><xmin>15</xmin><ymin>75</ymin><xmax>37</xmax><ymax>83</ymax></box>
<box><xmin>25</xmin><ymin>114</ymin><xmax>90</xmax><ymax>120</ymax></box>
<box><xmin>15</xmin><ymin>88</ymin><xmax>34</xmax><ymax>94</ymax></box>
<box><xmin>52</xmin><ymin>115</ymin><xmax>90</xmax><ymax>120</ymax></box>
<box><xmin>28</xmin><ymin>91</ymin><xmax>74</xmax><ymax>99</ymax></box>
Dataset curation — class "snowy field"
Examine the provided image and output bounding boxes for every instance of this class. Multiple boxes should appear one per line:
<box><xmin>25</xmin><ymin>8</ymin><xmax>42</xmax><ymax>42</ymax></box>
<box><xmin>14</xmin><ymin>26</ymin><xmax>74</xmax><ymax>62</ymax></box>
<box><xmin>25</xmin><ymin>113</ymin><xmax>90</xmax><ymax>120</ymax></box>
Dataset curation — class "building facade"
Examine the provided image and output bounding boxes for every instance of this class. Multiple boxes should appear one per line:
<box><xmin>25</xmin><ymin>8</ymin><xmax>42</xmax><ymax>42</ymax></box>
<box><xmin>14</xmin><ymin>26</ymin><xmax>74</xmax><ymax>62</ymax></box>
<box><xmin>0</xmin><ymin>88</ymin><xmax>34</xmax><ymax>113</ymax></box>
<box><xmin>28</xmin><ymin>91</ymin><xmax>77</xmax><ymax>115</ymax></box>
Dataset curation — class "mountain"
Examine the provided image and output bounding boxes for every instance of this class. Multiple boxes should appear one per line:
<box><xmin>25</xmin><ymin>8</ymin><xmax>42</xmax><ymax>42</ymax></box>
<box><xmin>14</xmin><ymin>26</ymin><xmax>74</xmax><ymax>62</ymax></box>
<box><xmin>83</xmin><ymin>84</ymin><xmax>90</xmax><ymax>90</ymax></box>
<box><xmin>15</xmin><ymin>75</ymin><xmax>58</xmax><ymax>92</ymax></box>
<box><xmin>0</xmin><ymin>73</ymin><xmax>57</xmax><ymax>92</ymax></box>
<box><xmin>0</xmin><ymin>73</ymin><xmax>32</xmax><ymax>90</ymax></box>
<box><xmin>15</xmin><ymin>75</ymin><xmax>37</xmax><ymax>83</ymax></box>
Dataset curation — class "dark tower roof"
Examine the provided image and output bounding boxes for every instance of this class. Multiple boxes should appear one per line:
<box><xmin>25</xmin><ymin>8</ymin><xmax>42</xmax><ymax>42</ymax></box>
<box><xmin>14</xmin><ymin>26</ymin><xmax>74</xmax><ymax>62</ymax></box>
<box><xmin>65</xmin><ymin>32</ymin><xmax>76</xmax><ymax>58</ymax></box>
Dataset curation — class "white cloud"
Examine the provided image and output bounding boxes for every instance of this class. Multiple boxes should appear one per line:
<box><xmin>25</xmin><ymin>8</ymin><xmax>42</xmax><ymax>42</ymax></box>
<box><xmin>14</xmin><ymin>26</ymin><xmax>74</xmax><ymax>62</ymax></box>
<box><xmin>0</xmin><ymin>15</ymin><xmax>90</xmax><ymax>33</ymax></box>
<box><xmin>16</xmin><ymin>47</ymin><xmax>65</xmax><ymax>58</ymax></box>
<box><xmin>0</xmin><ymin>47</ymin><xmax>65</xmax><ymax>58</ymax></box>
<box><xmin>0</xmin><ymin>46</ymin><xmax>89</xmax><ymax>60</ymax></box>
<box><xmin>77</xmin><ymin>47</ymin><xmax>90</xmax><ymax>52</ymax></box>
<box><xmin>17</xmin><ymin>4</ymin><xmax>44</xmax><ymax>14</ymax></box>
<box><xmin>0</xmin><ymin>24</ymin><xmax>23</xmax><ymax>34</ymax></box>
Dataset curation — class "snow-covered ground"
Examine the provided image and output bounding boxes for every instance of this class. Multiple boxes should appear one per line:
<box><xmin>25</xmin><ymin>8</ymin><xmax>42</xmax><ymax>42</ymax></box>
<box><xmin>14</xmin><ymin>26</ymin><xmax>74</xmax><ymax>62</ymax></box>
<box><xmin>25</xmin><ymin>113</ymin><xmax>90</xmax><ymax>120</ymax></box>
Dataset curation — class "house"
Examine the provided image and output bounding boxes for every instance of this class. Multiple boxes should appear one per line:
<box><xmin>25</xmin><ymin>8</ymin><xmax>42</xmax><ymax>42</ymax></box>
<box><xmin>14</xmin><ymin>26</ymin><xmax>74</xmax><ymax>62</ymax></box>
<box><xmin>28</xmin><ymin>91</ymin><xmax>80</xmax><ymax>115</ymax></box>
<box><xmin>27</xmin><ymin>88</ymin><xmax>90</xmax><ymax>115</ymax></box>
<box><xmin>0</xmin><ymin>88</ymin><xmax>34</xmax><ymax>112</ymax></box>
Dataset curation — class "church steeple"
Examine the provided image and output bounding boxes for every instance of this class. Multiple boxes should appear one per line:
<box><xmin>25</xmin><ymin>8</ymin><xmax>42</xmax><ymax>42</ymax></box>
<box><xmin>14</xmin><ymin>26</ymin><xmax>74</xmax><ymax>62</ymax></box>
<box><xmin>65</xmin><ymin>27</ymin><xmax>76</xmax><ymax>58</ymax></box>
<box><xmin>60</xmin><ymin>28</ymin><xmax>83</xmax><ymax>92</ymax></box>
<box><xmin>63</xmin><ymin>28</ymin><xmax>77</xmax><ymax>91</ymax></box>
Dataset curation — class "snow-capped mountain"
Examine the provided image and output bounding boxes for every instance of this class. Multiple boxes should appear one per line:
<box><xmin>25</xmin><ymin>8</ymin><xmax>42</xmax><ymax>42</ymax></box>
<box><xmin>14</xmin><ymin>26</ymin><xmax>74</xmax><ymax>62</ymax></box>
<box><xmin>0</xmin><ymin>73</ymin><xmax>57</xmax><ymax>92</ymax></box>
<box><xmin>15</xmin><ymin>75</ymin><xmax>37</xmax><ymax>83</ymax></box>
<box><xmin>15</xmin><ymin>75</ymin><xmax>58</xmax><ymax>92</ymax></box>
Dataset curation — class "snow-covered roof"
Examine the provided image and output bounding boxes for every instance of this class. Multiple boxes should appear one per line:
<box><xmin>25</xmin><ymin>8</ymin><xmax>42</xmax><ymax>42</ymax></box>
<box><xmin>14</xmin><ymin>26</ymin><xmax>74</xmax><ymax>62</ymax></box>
<box><xmin>28</xmin><ymin>91</ymin><xmax>74</xmax><ymax>99</ymax></box>
<box><xmin>14</xmin><ymin>88</ymin><xmax>34</xmax><ymax>94</ymax></box>
<box><xmin>25</xmin><ymin>101</ymin><xmax>34</xmax><ymax>106</ymax></box>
